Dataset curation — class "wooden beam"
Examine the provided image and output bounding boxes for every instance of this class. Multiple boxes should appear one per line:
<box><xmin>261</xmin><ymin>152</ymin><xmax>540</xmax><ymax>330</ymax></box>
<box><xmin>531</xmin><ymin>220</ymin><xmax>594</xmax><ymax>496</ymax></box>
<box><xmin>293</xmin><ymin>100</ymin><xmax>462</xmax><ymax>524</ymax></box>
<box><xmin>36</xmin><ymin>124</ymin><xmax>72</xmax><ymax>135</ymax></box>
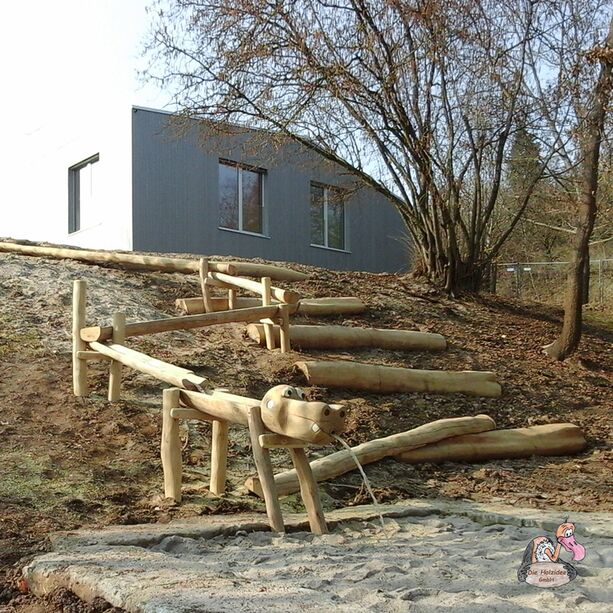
<box><xmin>161</xmin><ymin>388</ymin><xmax>182</xmax><ymax>502</ymax></box>
<box><xmin>261</xmin><ymin>277</ymin><xmax>275</xmax><ymax>350</ymax></box>
<box><xmin>108</xmin><ymin>312</ymin><xmax>125</xmax><ymax>402</ymax></box>
<box><xmin>294</xmin><ymin>360</ymin><xmax>501</xmax><ymax>397</ymax></box>
<box><xmin>396</xmin><ymin>424</ymin><xmax>587</xmax><ymax>463</ymax></box>
<box><xmin>248</xmin><ymin>406</ymin><xmax>285</xmax><ymax>533</ymax></box>
<box><xmin>175</xmin><ymin>296</ymin><xmax>366</xmax><ymax>316</ymax></box>
<box><xmin>179</xmin><ymin>389</ymin><xmax>255</xmax><ymax>426</ymax></box>
<box><xmin>248</xmin><ymin>324</ymin><xmax>446</xmax><ymax>351</ymax></box>
<box><xmin>210</xmin><ymin>420</ymin><xmax>229</xmax><ymax>495</ymax></box>
<box><xmin>290</xmin><ymin>448</ymin><xmax>328</xmax><ymax>535</ymax></box>
<box><xmin>72</xmin><ymin>280</ymin><xmax>89</xmax><ymax>396</ymax></box>
<box><xmin>208</xmin><ymin>271</ymin><xmax>300</xmax><ymax>304</ymax></box>
<box><xmin>170</xmin><ymin>408</ymin><xmax>214</xmax><ymax>421</ymax></box>
<box><xmin>76</xmin><ymin>350</ymin><xmax>112</xmax><ymax>361</ymax></box>
<box><xmin>258</xmin><ymin>434</ymin><xmax>308</xmax><ymax>448</ymax></box>
<box><xmin>88</xmin><ymin>342</ymin><xmax>206</xmax><ymax>390</ymax></box>
<box><xmin>226</xmin><ymin>261</ymin><xmax>308</xmax><ymax>281</ymax></box>
<box><xmin>278</xmin><ymin>304</ymin><xmax>291</xmax><ymax>353</ymax></box>
<box><xmin>199</xmin><ymin>258</ymin><xmax>214</xmax><ymax>313</ymax></box>
<box><xmin>245</xmin><ymin>415</ymin><xmax>497</xmax><ymax>498</ymax></box>
<box><xmin>0</xmin><ymin>241</ymin><xmax>235</xmax><ymax>274</ymax></box>
<box><xmin>80</xmin><ymin>305</ymin><xmax>281</xmax><ymax>342</ymax></box>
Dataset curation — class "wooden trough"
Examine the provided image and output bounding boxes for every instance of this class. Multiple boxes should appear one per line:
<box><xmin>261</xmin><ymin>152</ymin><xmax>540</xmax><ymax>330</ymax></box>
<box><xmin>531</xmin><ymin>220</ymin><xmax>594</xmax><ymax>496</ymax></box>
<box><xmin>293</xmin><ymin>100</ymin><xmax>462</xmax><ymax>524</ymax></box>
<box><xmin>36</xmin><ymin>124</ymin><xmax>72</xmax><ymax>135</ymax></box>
<box><xmin>246</xmin><ymin>414</ymin><xmax>497</xmax><ymax>498</ymax></box>
<box><xmin>294</xmin><ymin>360</ymin><xmax>502</xmax><ymax>397</ymax></box>
<box><xmin>247</xmin><ymin>324</ymin><xmax>447</xmax><ymax>351</ymax></box>
<box><xmin>396</xmin><ymin>423</ymin><xmax>587</xmax><ymax>463</ymax></box>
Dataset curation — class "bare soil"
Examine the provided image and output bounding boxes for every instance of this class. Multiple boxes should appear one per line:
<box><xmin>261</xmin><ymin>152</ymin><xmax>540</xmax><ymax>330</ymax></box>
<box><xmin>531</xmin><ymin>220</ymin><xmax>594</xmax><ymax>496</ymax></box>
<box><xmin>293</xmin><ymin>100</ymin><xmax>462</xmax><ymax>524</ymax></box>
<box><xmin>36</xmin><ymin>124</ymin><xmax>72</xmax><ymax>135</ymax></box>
<box><xmin>0</xmin><ymin>249</ymin><xmax>611</xmax><ymax>611</ymax></box>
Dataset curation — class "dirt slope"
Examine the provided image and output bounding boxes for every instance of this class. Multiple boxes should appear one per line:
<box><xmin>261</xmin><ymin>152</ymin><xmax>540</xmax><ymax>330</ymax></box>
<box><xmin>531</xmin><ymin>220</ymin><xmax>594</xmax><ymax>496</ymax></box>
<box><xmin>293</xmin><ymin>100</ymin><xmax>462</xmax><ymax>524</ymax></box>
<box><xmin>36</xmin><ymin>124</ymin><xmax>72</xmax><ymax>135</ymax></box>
<box><xmin>0</xmin><ymin>250</ymin><xmax>611</xmax><ymax>609</ymax></box>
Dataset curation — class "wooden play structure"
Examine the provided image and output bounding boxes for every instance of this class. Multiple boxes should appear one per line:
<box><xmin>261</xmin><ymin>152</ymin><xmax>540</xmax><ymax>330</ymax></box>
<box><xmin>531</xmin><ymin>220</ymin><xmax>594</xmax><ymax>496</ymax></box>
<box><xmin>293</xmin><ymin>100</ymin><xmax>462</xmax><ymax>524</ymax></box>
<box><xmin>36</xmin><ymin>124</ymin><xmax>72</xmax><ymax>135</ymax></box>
<box><xmin>66</xmin><ymin>247</ymin><xmax>587</xmax><ymax>533</ymax></box>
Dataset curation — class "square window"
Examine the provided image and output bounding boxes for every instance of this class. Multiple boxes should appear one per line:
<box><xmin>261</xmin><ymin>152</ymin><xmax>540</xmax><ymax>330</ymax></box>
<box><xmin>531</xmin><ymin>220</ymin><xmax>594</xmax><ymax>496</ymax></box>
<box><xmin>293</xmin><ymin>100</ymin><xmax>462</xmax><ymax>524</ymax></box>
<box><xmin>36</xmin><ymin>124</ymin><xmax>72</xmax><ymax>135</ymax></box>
<box><xmin>219</xmin><ymin>160</ymin><xmax>265</xmax><ymax>234</ymax></box>
<box><xmin>68</xmin><ymin>154</ymin><xmax>100</xmax><ymax>233</ymax></box>
<box><xmin>310</xmin><ymin>182</ymin><xmax>346</xmax><ymax>250</ymax></box>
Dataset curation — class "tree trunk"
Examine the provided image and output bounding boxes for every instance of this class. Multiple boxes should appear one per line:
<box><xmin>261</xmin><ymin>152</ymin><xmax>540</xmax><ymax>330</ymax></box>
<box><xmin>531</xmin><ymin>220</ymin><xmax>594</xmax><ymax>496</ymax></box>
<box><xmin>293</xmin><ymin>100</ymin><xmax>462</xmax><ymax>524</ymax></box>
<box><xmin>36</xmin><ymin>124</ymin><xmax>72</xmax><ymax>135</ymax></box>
<box><xmin>544</xmin><ymin>19</ymin><xmax>613</xmax><ymax>360</ymax></box>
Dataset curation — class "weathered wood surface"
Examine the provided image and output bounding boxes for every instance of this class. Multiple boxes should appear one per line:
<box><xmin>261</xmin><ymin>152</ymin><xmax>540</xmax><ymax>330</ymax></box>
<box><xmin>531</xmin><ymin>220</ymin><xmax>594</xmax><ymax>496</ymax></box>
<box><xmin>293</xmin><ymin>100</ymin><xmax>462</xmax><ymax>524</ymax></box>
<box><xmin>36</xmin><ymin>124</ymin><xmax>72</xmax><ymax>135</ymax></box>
<box><xmin>176</xmin><ymin>296</ymin><xmax>365</xmax><ymax>316</ymax></box>
<box><xmin>72</xmin><ymin>280</ymin><xmax>89</xmax><ymax>396</ymax></box>
<box><xmin>208</xmin><ymin>272</ymin><xmax>301</xmax><ymax>304</ymax></box>
<box><xmin>80</xmin><ymin>305</ymin><xmax>280</xmax><ymax>342</ymax></box>
<box><xmin>88</xmin><ymin>342</ymin><xmax>207</xmax><ymax>391</ymax></box>
<box><xmin>248</xmin><ymin>324</ymin><xmax>446</xmax><ymax>351</ymax></box>
<box><xmin>396</xmin><ymin>424</ymin><xmax>586</xmax><ymax>463</ymax></box>
<box><xmin>210</xmin><ymin>420</ymin><xmax>230</xmax><ymax>495</ymax></box>
<box><xmin>290</xmin><ymin>448</ymin><xmax>328</xmax><ymax>535</ymax></box>
<box><xmin>107</xmin><ymin>313</ymin><xmax>126</xmax><ymax>402</ymax></box>
<box><xmin>0</xmin><ymin>241</ymin><xmax>308</xmax><ymax>279</ymax></box>
<box><xmin>161</xmin><ymin>389</ymin><xmax>182</xmax><ymax>502</ymax></box>
<box><xmin>0</xmin><ymin>241</ymin><xmax>235</xmax><ymax>274</ymax></box>
<box><xmin>294</xmin><ymin>360</ymin><xmax>501</xmax><ymax>397</ymax></box>
<box><xmin>179</xmin><ymin>389</ymin><xmax>257</xmax><ymax>427</ymax></box>
<box><xmin>245</xmin><ymin>415</ymin><xmax>496</xmax><ymax>497</ymax></box>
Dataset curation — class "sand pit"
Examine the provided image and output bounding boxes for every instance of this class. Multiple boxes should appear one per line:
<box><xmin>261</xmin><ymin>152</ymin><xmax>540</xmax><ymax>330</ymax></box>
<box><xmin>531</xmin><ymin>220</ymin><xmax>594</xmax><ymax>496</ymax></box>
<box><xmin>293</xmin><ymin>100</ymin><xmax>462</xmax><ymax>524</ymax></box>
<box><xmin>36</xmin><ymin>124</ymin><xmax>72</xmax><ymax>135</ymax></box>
<box><xmin>24</xmin><ymin>502</ymin><xmax>612</xmax><ymax>612</ymax></box>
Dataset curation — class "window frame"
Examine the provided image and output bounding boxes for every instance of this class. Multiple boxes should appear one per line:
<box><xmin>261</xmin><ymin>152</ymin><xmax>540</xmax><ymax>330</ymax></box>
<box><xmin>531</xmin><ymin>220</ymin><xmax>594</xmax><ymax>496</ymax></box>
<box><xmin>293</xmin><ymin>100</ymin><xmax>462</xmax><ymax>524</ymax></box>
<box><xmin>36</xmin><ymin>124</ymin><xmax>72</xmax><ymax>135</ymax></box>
<box><xmin>309</xmin><ymin>181</ymin><xmax>349</xmax><ymax>252</ymax></box>
<box><xmin>68</xmin><ymin>153</ymin><xmax>100</xmax><ymax>234</ymax></box>
<box><xmin>218</xmin><ymin>159</ymin><xmax>267</xmax><ymax>237</ymax></box>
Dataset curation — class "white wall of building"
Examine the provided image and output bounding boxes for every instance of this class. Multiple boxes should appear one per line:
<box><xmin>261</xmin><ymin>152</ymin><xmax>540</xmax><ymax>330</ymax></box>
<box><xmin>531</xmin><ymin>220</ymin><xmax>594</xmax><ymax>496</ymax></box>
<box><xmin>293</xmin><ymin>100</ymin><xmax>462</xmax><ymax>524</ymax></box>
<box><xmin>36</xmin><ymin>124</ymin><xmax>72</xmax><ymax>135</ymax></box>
<box><xmin>0</xmin><ymin>1</ymin><xmax>168</xmax><ymax>250</ymax></box>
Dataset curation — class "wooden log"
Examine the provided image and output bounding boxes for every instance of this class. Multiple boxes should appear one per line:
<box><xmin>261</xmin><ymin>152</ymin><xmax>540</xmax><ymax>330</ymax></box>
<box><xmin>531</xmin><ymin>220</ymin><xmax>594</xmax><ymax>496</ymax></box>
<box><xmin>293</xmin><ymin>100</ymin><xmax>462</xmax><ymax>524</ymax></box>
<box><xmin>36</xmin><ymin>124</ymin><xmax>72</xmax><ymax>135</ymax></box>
<box><xmin>199</xmin><ymin>258</ymin><xmax>214</xmax><ymax>313</ymax></box>
<box><xmin>88</xmin><ymin>342</ymin><xmax>206</xmax><ymax>391</ymax></box>
<box><xmin>245</xmin><ymin>414</ymin><xmax>496</xmax><ymax>498</ymax></box>
<box><xmin>261</xmin><ymin>277</ymin><xmax>275</xmax><ymax>350</ymax></box>
<box><xmin>108</xmin><ymin>313</ymin><xmax>126</xmax><ymax>402</ymax></box>
<box><xmin>294</xmin><ymin>360</ymin><xmax>501</xmax><ymax>397</ymax></box>
<box><xmin>76</xmin><ymin>350</ymin><xmax>112</xmax><ymax>361</ymax></box>
<box><xmin>297</xmin><ymin>297</ymin><xmax>366</xmax><ymax>316</ymax></box>
<box><xmin>179</xmin><ymin>389</ymin><xmax>256</xmax><ymax>426</ymax></box>
<box><xmin>161</xmin><ymin>388</ymin><xmax>182</xmax><ymax>502</ymax></box>
<box><xmin>72</xmin><ymin>280</ymin><xmax>89</xmax><ymax>397</ymax></box>
<box><xmin>396</xmin><ymin>424</ymin><xmax>587</xmax><ymax>464</ymax></box>
<box><xmin>175</xmin><ymin>296</ymin><xmax>366</xmax><ymax>316</ymax></box>
<box><xmin>258</xmin><ymin>434</ymin><xmax>308</xmax><ymax>448</ymax></box>
<box><xmin>80</xmin><ymin>305</ymin><xmax>280</xmax><ymax>342</ymax></box>
<box><xmin>247</xmin><ymin>324</ymin><xmax>446</xmax><ymax>351</ymax></box>
<box><xmin>290</xmin><ymin>448</ymin><xmax>328</xmax><ymax>535</ymax></box>
<box><xmin>227</xmin><ymin>262</ymin><xmax>308</xmax><ymax>281</ymax></box>
<box><xmin>210</xmin><ymin>420</ymin><xmax>230</xmax><ymax>495</ymax></box>
<box><xmin>228</xmin><ymin>288</ymin><xmax>238</xmax><ymax>310</ymax></box>
<box><xmin>248</xmin><ymin>406</ymin><xmax>285</xmax><ymax>533</ymax></box>
<box><xmin>278</xmin><ymin>304</ymin><xmax>291</xmax><ymax>353</ymax></box>
<box><xmin>208</xmin><ymin>272</ymin><xmax>300</xmax><ymax>304</ymax></box>
<box><xmin>0</xmin><ymin>241</ymin><xmax>235</xmax><ymax>274</ymax></box>
<box><xmin>170</xmin><ymin>408</ymin><xmax>214</xmax><ymax>421</ymax></box>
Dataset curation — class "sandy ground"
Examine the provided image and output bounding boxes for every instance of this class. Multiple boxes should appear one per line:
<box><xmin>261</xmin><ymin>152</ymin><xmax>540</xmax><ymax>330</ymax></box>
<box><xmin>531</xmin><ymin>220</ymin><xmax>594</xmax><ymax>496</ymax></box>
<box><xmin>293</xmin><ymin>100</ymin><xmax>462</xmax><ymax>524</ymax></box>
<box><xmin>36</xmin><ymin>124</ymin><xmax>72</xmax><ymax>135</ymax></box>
<box><xmin>21</xmin><ymin>507</ymin><xmax>613</xmax><ymax>613</ymax></box>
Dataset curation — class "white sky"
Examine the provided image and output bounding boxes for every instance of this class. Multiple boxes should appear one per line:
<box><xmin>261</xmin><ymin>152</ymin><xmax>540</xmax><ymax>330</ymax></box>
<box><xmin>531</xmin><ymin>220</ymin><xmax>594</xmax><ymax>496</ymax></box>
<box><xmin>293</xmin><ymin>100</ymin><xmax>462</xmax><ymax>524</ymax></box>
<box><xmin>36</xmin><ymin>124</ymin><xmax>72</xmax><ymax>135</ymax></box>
<box><xmin>0</xmin><ymin>1</ymin><xmax>169</xmax><ymax>241</ymax></box>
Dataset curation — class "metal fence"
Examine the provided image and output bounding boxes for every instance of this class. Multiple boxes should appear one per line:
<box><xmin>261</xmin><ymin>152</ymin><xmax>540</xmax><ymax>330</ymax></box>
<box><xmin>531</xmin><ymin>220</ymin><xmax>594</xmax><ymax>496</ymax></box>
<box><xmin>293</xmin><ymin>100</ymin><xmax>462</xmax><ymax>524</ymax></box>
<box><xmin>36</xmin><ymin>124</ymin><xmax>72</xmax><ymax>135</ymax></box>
<box><xmin>495</xmin><ymin>259</ymin><xmax>613</xmax><ymax>308</ymax></box>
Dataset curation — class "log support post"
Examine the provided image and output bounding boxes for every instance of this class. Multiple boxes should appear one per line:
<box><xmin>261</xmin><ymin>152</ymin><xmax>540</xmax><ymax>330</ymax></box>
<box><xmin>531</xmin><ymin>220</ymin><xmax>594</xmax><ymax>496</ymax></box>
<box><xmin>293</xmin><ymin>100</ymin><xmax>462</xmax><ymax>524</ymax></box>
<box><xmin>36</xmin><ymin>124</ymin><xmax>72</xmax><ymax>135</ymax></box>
<box><xmin>228</xmin><ymin>288</ymin><xmax>237</xmax><ymax>310</ymax></box>
<box><xmin>72</xmin><ymin>280</ymin><xmax>89</xmax><ymax>396</ymax></box>
<box><xmin>289</xmin><ymin>448</ymin><xmax>328</xmax><ymax>535</ymax></box>
<box><xmin>199</xmin><ymin>258</ymin><xmax>214</xmax><ymax>313</ymax></box>
<box><xmin>161</xmin><ymin>388</ymin><xmax>182</xmax><ymax>502</ymax></box>
<box><xmin>210</xmin><ymin>419</ymin><xmax>229</xmax><ymax>495</ymax></box>
<box><xmin>248</xmin><ymin>406</ymin><xmax>285</xmax><ymax>533</ymax></box>
<box><xmin>108</xmin><ymin>312</ymin><xmax>126</xmax><ymax>402</ymax></box>
<box><xmin>278</xmin><ymin>304</ymin><xmax>291</xmax><ymax>353</ymax></box>
<box><xmin>261</xmin><ymin>276</ymin><xmax>275</xmax><ymax>350</ymax></box>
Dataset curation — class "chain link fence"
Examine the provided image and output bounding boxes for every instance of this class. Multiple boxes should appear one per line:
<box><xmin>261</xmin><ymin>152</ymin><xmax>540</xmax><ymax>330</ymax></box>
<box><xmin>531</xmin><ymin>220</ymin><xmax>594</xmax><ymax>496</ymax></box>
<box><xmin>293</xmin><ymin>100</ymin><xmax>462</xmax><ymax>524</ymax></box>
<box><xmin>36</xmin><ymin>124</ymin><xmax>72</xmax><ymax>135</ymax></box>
<box><xmin>495</xmin><ymin>259</ymin><xmax>613</xmax><ymax>309</ymax></box>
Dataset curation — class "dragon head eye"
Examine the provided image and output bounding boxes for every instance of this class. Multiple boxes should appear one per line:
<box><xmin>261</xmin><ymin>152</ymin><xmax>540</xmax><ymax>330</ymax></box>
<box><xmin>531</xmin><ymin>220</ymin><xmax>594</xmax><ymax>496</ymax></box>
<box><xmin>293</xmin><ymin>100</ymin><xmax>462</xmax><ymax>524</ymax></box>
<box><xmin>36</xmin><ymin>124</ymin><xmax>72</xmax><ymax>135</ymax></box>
<box><xmin>283</xmin><ymin>387</ymin><xmax>294</xmax><ymax>398</ymax></box>
<box><xmin>266</xmin><ymin>399</ymin><xmax>275</xmax><ymax>410</ymax></box>
<box><xmin>564</xmin><ymin>529</ymin><xmax>573</xmax><ymax>538</ymax></box>
<box><xmin>296</xmin><ymin>388</ymin><xmax>306</xmax><ymax>400</ymax></box>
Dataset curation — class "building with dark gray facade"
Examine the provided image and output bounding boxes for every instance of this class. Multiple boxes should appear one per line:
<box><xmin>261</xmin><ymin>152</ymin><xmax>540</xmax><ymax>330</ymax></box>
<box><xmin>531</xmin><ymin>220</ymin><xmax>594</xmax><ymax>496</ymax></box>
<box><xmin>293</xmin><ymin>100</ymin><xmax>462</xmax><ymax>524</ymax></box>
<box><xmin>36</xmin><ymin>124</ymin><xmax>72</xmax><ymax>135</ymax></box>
<box><xmin>59</xmin><ymin>106</ymin><xmax>407</xmax><ymax>272</ymax></box>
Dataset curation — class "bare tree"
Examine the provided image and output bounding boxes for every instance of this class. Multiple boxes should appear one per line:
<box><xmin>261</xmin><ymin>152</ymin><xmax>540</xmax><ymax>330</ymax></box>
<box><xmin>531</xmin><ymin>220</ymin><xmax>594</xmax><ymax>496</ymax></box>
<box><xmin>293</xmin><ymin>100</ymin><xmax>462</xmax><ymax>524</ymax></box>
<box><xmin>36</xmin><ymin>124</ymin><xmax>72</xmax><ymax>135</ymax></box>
<box><xmin>144</xmin><ymin>0</ymin><xmax>608</xmax><ymax>294</ymax></box>
<box><xmin>544</xmin><ymin>16</ymin><xmax>613</xmax><ymax>360</ymax></box>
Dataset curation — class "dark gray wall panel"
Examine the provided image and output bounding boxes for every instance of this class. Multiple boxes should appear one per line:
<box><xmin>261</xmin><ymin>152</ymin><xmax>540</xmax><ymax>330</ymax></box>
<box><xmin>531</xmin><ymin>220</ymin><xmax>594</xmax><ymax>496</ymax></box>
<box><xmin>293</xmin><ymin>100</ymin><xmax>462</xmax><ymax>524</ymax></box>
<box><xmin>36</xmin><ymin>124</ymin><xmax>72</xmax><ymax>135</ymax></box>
<box><xmin>132</xmin><ymin>108</ymin><xmax>409</xmax><ymax>272</ymax></box>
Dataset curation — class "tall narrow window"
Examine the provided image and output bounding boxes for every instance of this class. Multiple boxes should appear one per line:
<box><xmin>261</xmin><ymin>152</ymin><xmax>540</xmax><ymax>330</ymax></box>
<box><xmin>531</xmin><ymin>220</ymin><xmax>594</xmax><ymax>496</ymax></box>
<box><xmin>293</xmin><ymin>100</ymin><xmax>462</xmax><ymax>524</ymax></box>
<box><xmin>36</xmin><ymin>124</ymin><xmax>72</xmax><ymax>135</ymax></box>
<box><xmin>218</xmin><ymin>160</ymin><xmax>265</xmax><ymax>234</ymax></box>
<box><xmin>68</xmin><ymin>154</ymin><xmax>100</xmax><ymax>233</ymax></box>
<box><xmin>310</xmin><ymin>182</ymin><xmax>346</xmax><ymax>250</ymax></box>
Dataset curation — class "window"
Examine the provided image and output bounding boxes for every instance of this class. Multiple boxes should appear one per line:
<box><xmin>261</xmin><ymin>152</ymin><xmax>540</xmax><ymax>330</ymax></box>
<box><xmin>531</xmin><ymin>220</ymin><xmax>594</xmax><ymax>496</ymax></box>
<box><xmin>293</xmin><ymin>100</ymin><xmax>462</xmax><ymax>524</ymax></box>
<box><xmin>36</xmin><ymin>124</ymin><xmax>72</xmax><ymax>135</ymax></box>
<box><xmin>310</xmin><ymin>182</ymin><xmax>346</xmax><ymax>250</ymax></box>
<box><xmin>219</xmin><ymin>160</ymin><xmax>265</xmax><ymax>234</ymax></box>
<box><xmin>68</xmin><ymin>154</ymin><xmax>100</xmax><ymax>233</ymax></box>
